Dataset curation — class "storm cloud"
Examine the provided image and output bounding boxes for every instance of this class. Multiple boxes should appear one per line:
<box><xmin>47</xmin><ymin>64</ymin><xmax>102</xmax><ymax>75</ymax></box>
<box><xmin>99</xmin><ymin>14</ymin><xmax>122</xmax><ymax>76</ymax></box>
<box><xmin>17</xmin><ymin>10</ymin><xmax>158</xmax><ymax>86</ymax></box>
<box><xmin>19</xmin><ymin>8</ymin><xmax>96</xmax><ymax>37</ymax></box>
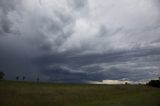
<box><xmin>0</xmin><ymin>0</ymin><xmax>160</xmax><ymax>83</ymax></box>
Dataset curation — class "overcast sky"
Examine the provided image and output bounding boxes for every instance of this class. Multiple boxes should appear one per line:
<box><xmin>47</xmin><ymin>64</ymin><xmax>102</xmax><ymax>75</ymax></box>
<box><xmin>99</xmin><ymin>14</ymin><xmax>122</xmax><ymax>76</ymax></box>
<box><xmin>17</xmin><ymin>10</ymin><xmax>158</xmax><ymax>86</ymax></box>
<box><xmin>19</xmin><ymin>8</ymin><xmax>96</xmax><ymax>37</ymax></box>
<box><xmin>0</xmin><ymin>0</ymin><xmax>160</xmax><ymax>83</ymax></box>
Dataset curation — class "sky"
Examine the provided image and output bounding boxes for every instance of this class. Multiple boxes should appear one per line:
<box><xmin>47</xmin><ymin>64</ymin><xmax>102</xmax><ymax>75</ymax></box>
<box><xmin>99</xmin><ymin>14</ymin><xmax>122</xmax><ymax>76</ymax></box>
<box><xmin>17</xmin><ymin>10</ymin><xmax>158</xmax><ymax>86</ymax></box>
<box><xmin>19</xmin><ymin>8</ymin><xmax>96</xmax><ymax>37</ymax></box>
<box><xmin>0</xmin><ymin>0</ymin><xmax>160</xmax><ymax>83</ymax></box>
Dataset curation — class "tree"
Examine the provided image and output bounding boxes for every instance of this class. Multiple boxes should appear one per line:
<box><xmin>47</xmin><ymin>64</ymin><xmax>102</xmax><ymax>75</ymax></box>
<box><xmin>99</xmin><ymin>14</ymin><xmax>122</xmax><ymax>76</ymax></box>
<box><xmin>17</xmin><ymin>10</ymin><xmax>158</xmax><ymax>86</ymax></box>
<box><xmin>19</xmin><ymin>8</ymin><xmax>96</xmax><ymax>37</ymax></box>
<box><xmin>0</xmin><ymin>72</ymin><xmax>5</xmax><ymax>79</ymax></box>
<box><xmin>147</xmin><ymin>79</ymin><xmax>160</xmax><ymax>88</ymax></box>
<box><xmin>37</xmin><ymin>77</ymin><xmax>40</xmax><ymax>82</ymax></box>
<box><xmin>125</xmin><ymin>82</ymin><xmax>128</xmax><ymax>85</ymax></box>
<box><xmin>23</xmin><ymin>76</ymin><xmax>25</xmax><ymax>81</ymax></box>
<box><xmin>16</xmin><ymin>76</ymin><xmax>19</xmax><ymax>80</ymax></box>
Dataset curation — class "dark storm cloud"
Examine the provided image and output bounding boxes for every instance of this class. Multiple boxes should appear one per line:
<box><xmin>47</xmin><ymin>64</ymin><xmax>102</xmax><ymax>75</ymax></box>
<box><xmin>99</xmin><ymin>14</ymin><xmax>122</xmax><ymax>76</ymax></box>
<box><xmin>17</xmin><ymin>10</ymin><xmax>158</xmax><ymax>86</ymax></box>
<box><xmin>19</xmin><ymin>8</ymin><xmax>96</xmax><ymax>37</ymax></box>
<box><xmin>0</xmin><ymin>0</ymin><xmax>17</xmax><ymax>13</ymax></box>
<box><xmin>68</xmin><ymin>0</ymin><xmax>88</xmax><ymax>10</ymax></box>
<box><xmin>0</xmin><ymin>0</ymin><xmax>22</xmax><ymax>35</ymax></box>
<box><xmin>35</xmin><ymin>47</ymin><xmax>160</xmax><ymax>65</ymax></box>
<box><xmin>0</xmin><ymin>0</ymin><xmax>160</xmax><ymax>83</ymax></box>
<box><xmin>0</xmin><ymin>0</ymin><xmax>14</xmax><ymax>35</ymax></box>
<box><xmin>33</xmin><ymin>46</ymin><xmax>160</xmax><ymax>82</ymax></box>
<box><xmin>41</xmin><ymin>65</ymin><xmax>106</xmax><ymax>82</ymax></box>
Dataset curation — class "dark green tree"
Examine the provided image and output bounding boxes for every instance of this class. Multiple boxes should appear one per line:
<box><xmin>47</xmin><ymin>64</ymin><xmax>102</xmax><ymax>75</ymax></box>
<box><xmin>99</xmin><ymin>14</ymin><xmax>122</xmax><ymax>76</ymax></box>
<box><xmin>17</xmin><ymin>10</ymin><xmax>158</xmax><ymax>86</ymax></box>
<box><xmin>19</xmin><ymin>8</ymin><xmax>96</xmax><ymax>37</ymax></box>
<box><xmin>16</xmin><ymin>76</ymin><xmax>19</xmax><ymax>80</ymax></box>
<box><xmin>37</xmin><ymin>77</ymin><xmax>40</xmax><ymax>82</ymax></box>
<box><xmin>147</xmin><ymin>78</ymin><xmax>160</xmax><ymax>88</ymax></box>
<box><xmin>0</xmin><ymin>72</ymin><xmax>5</xmax><ymax>79</ymax></box>
<box><xmin>23</xmin><ymin>76</ymin><xmax>25</xmax><ymax>81</ymax></box>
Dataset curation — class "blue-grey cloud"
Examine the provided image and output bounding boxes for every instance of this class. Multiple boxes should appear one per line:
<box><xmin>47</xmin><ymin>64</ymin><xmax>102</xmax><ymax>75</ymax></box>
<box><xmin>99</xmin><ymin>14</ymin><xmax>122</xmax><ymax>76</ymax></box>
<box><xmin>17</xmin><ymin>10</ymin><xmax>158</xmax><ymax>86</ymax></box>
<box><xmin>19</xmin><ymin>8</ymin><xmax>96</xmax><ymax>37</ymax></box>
<box><xmin>0</xmin><ymin>0</ymin><xmax>160</xmax><ymax>83</ymax></box>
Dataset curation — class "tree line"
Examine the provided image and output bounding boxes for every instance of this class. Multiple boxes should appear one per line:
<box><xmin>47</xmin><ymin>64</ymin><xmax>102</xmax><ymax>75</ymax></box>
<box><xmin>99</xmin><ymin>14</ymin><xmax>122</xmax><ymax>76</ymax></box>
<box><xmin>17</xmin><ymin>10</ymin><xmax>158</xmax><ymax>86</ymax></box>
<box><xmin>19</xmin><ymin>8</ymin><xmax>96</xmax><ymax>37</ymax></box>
<box><xmin>0</xmin><ymin>71</ymin><xmax>160</xmax><ymax>87</ymax></box>
<box><xmin>146</xmin><ymin>77</ymin><xmax>160</xmax><ymax>88</ymax></box>
<box><xmin>0</xmin><ymin>71</ymin><xmax>40</xmax><ymax>82</ymax></box>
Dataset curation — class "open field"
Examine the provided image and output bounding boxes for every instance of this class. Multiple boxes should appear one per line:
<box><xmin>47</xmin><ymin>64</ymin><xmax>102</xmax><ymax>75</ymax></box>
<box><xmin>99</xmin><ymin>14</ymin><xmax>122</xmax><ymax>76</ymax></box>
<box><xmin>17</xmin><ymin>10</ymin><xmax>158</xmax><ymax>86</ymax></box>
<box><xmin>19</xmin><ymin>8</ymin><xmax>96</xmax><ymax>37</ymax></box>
<box><xmin>0</xmin><ymin>80</ymin><xmax>160</xmax><ymax>106</ymax></box>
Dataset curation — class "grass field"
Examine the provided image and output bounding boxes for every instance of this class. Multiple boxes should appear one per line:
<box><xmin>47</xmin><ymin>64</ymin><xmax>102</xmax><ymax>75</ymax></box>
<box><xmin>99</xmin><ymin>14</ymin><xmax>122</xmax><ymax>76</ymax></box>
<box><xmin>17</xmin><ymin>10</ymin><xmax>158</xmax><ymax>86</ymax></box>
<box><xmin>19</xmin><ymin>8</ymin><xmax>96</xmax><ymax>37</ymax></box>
<box><xmin>0</xmin><ymin>80</ymin><xmax>160</xmax><ymax>106</ymax></box>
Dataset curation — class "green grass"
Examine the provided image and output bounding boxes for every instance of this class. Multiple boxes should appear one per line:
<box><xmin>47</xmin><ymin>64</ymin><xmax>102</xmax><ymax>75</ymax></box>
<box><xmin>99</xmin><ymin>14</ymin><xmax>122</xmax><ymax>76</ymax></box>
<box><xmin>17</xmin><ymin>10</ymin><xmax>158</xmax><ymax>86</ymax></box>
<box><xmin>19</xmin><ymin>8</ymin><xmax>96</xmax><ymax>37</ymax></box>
<box><xmin>0</xmin><ymin>80</ymin><xmax>160</xmax><ymax>106</ymax></box>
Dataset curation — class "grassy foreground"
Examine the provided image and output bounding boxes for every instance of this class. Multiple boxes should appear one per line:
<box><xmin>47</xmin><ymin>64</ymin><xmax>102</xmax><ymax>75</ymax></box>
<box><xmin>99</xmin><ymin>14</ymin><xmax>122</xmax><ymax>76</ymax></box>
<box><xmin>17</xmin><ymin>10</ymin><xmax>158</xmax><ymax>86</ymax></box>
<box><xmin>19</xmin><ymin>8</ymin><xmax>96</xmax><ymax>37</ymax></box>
<box><xmin>0</xmin><ymin>80</ymin><xmax>160</xmax><ymax>106</ymax></box>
